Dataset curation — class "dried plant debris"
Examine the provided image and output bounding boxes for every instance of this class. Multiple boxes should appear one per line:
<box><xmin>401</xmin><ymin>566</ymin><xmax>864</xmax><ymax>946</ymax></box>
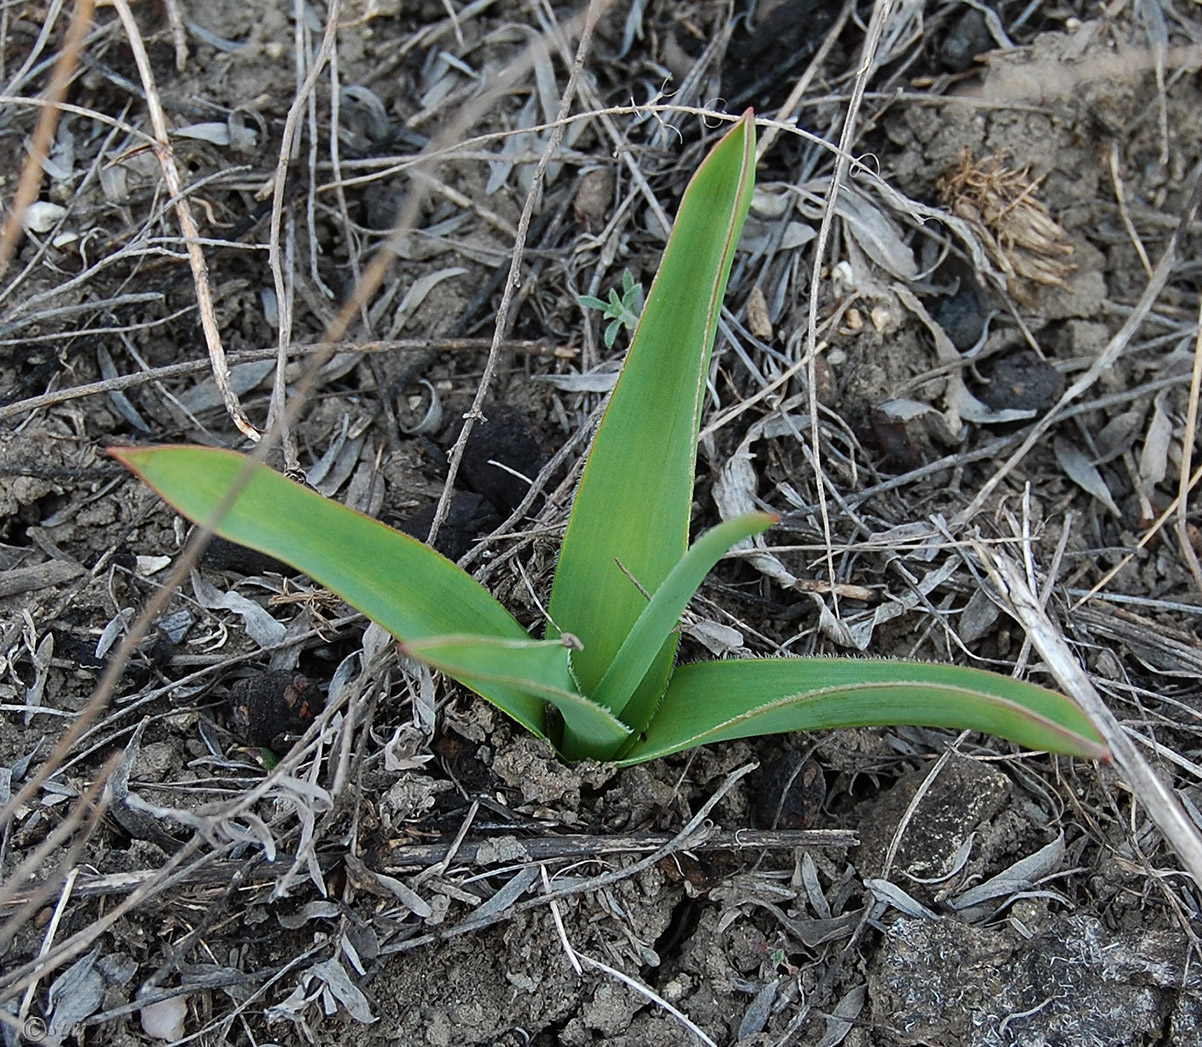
<box><xmin>937</xmin><ymin>150</ymin><xmax>1075</xmax><ymax>294</ymax></box>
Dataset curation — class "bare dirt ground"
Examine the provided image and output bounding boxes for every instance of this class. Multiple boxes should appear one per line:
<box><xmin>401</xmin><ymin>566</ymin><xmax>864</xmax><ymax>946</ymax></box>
<box><xmin>3</xmin><ymin>0</ymin><xmax>1202</xmax><ymax>1044</ymax></box>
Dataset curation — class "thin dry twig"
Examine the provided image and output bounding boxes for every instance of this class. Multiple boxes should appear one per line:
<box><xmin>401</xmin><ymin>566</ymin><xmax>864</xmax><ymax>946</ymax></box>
<box><xmin>0</xmin><ymin>338</ymin><xmax>556</xmax><ymax>422</ymax></box>
<box><xmin>108</xmin><ymin>0</ymin><xmax>258</xmax><ymax>441</ymax></box>
<box><xmin>160</xmin><ymin>0</ymin><xmax>187</xmax><ymax>70</ymax></box>
<box><xmin>18</xmin><ymin>867</ymin><xmax>79</xmax><ymax>1026</ymax></box>
<box><xmin>317</xmin><ymin>15</ymin><xmax>599</xmax><ymax>356</ymax></box>
<box><xmin>580</xmin><ymin>951</ymin><xmax>718</xmax><ymax>1046</ymax></box>
<box><xmin>804</xmin><ymin>0</ymin><xmax>897</xmax><ymax>616</ymax></box>
<box><xmin>976</xmin><ymin>545</ymin><xmax>1202</xmax><ymax>888</ymax></box>
<box><xmin>1109</xmin><ymin>142</ymin><xmax>1153</xmax><ymax>277</ymax></box>
<box><xmin>2</xmin><ymin>0</ymin><xmax>68</xmax><ymax>95</ymax></box>
<box><xmin>264</xmin><ymin>0</ymin><xmax>343</xmax><ymax>471</ymax></box>
<box><xmin>320</xmin><ymin>105</ymin><xmax>854</xmax><ymax>198</ymax></box>
<box><xmin>380</xmin><ymin>761</ymin><xmax>759</xmax><ymax>956</ymax></box>
<box><xmin>880</xmin><ymin>747</ymin><xmax>960</xmax><ymax>882</ymax></box>
<box><xmin>428</xmin><ymin>0</ymin><xmax>610</xmax><ymax>547</ymax></box>
<box><xmin>1174</xmin><ymin>292</ymin><xmax>1202</xmax><ymax>594</ymax></box>
<box><xmin>0</xmin><ymin>828</ymin><xmax>855</xmax><ymax>908</ymax></box>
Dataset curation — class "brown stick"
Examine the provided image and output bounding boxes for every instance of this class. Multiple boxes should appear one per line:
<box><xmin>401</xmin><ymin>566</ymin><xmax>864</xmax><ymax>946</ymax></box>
<box><xmin>108</xmin><ymin>0</ymin><xmax>259</xmax><ymax>441</ymax></box>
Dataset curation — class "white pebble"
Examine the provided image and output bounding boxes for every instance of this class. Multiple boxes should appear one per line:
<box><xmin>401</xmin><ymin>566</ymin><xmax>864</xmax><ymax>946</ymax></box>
<box><xmin>21</xmin><ymin>201</ymin><xmax>67</xmax><ymax>234</ymax></box>
<box><xmin>140</xmin><ymin>996</ymin><xmax>187</xmax><ymax>1041</ymax></box>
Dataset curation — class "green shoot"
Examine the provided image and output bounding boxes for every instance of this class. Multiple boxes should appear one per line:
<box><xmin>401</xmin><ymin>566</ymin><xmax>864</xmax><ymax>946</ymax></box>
<box><xmin>112</xmin><ymin>111</ymin><xmax>1108</xmax><ymax>768</ymax></box>
<box><xmin>578</xmin><ymin>269</ymin><xmax>644</xmax><ymax>348</ymax></box>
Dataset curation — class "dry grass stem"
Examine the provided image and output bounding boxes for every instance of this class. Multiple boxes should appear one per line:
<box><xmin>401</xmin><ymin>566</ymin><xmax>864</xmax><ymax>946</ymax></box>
<box><xmin>430</xmin><ymin>0</ymin><xmax>610</xmax><ymax>546</ymax></box>
<box><xmin>107</xmin><ymin>0</ymin><xmax>257</xmax><ymax>441</ymax></box>
<box><xmin>1174</xmin><ymin>293</ymin><xmax>1202</xmax><ymax>594</ymax></box>
<box><xmin>0</xmin><ymin>0</ymin><xmax>93</xmax><ymax>280</ymax></box>
<box><xmin>263</xmin><ymin>0</ymin><xmax>344</xmax><ymax>471</ymax></box>
<box><xmin>803</xmin><ymin>0</ymin><xmax>899</xmax><ymax>617</ymax></box>
<box><xmin>978</xmin><ymin>546</ymin><xmax>1202</xmax><ymax>887</ymax></box>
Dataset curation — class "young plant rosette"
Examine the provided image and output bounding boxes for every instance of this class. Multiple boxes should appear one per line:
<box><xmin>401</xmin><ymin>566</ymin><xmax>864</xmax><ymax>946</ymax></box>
<box><xmin>112</xmin><ymin>111</ymin><xmax>1108</xmax><ymax>767</ymax></box>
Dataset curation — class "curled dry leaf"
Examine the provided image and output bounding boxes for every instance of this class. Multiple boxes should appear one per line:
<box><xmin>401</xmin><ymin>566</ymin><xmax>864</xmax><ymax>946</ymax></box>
<box><xmin>797</xmin><ymin>178</ymin><xmax>919</xmax><ymax>281</ymax></box>
<box><xmin>1053</xmin><ymin>437</ymin><xmax>1121</xmax><ymax>517</ymax></box>
<box><xmin>1138</xmin><ymin>392</ymin><xmax>1174</xmax><ymax>488</ymax></box>
<box><xmin>747</xmin><ymin>285</ymin><xmax>773</xmax><ymax>340</ymax></box>
<box><xmin>173</xmin><ymin>121</ymin><xmax>232</xmax><ymax>146</ymax></box>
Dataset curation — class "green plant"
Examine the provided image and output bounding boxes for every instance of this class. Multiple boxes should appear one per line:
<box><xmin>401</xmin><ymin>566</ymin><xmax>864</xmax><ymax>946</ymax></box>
<box><xmin>578</xmin><ymin>269</ymin><xmax>644</xmax><ymax>348</ymax></box>
<box><xmin>112</xmin><ymin>111</ymin><xmax>1107</xmax><ymax>767</ymax></box>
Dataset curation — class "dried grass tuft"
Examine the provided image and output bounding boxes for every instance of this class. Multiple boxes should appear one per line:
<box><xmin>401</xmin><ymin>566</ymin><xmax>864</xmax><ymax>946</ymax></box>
<box><xmin>937</xmin><ymin>149</ymin><xmax>1075</xmax><ymax>293</ymax></box>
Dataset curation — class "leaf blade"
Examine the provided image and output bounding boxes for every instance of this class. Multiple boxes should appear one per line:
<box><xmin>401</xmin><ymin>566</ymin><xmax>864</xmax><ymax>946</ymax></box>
<box><xmin>400</xmin><ymin>635</ymin><xmax>631</xmax><ymax>755</ymax></box>
<box><xmin>548</xmin><ymin>110</ymin><xmax>758</xmax><ymax>733</ymax></box>
<box><xmin>592</xmin><ymin>511</ymin><xmax>775</xmax><ymax>731</ymax></box>
<box><xmin>619</xmin><ymin>658</ymin><xmax>1109</xmax><ymax>766</ymax></box>
<box><xmin>112</xmin><ymin>445</ymin><xmax>550</xmax><ymax>738</ymax></box>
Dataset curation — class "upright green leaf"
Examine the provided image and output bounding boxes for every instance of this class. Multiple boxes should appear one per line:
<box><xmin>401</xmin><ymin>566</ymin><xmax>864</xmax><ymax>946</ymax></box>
<box><xmin>112</xmin><ymin>446</ymin><xmax>551</xmax><ymax>739</ymax></box>
<box><xmin>616</xmin><ymin>658</ymin><xmax>1109</xmax><ymax>766</ymax></box>
<box><xmin>591</xmin><ymin>511</ymin><xmax>775</xmax><ymax>734</ymax></box>
<box><xmin>549</xmin><ymin>111</ymin><xmax>757</xmax><ymax>742</ymax></box>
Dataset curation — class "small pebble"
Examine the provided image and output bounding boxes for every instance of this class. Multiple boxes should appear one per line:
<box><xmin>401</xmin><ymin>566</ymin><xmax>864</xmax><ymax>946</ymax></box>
<box><xmin>941</xmin><ymin>7</ymin><xmax>991</xmax><ymax>72</ymax></box>
<box><xmin>870</xmin><ymin>304</ymin><xmax>894</xmax><ymax>333</ymax></box>
<box><xmin>977</xmin><ymin>349</ymin><xmax>1065</xmax><ymax>411</ymax></box>
<box><xmin>140</xmin><ymin>996</ymin><xmax>187</xmax><ymax>1041</ymax></box>
<box><xmin>229</xmin><ymin>672</ymin><xmax>322</xmax><ymax>751</ymax></box>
